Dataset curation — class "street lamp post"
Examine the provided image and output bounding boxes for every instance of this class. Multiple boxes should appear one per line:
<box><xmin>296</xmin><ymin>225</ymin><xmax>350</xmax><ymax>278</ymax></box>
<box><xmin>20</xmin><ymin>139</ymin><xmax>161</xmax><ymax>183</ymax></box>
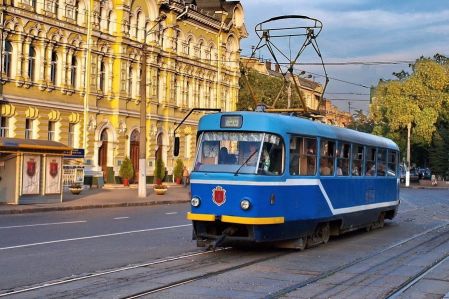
<box><xmin>138</xmin><ymin>14</ymin><xmax>167</xmax><ymax>198</ymax></box>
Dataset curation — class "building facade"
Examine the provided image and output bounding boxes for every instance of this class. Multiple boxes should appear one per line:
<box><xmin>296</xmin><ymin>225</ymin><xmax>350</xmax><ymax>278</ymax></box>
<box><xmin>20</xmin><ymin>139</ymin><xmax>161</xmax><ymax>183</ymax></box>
<box><xmin>0</xmin><ymin>0</ymin><xmax>247</xmax><ymax>181</ymax></box>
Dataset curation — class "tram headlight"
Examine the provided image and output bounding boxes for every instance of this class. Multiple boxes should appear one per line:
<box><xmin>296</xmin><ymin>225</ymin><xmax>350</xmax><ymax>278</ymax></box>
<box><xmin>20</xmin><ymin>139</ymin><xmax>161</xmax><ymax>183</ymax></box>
<box><xmin>191</xmin><ymin>197</ymin><xmax>201</xmax><ymax>207</ymax></box>
<box><xmin>240</xmin><ymin>199</ymin><xmax>251</xmax><ymax>211</ymax></box>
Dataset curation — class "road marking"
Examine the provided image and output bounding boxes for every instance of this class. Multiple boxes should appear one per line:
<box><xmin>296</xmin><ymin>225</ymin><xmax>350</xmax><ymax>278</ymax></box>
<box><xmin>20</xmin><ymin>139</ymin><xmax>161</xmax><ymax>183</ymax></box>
<box><xmin>0</xmin><ymin>221</ymin><xmax>87</xmax><ymax>230</ymax></box>
<box><xmin>165</xmin><ymin>212</ymin><xmax>178</xmax><ymax>215</ymax></box>
<box><xmin>0</xmin><ymin>224</ymin><xmax>192</xmax><ymax>251</ymax></box>
<box><xmin>113</xmin><ymin>217</ymin><xmax>129</xmax><ymax>220</ymax></box>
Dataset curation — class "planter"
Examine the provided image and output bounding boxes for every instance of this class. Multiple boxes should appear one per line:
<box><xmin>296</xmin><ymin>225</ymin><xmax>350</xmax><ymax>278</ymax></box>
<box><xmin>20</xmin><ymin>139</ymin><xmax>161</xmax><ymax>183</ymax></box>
<box><xmin>69</xmin><ymin>188</ymin><xmax>82</xmax><ymax>195</ymax></box>
<box><xmin>154</xmin><ymin>186</ymin><xmax>168</xmax><ymax>195</ymax></box>
<box><xmin>175</xmin><ymin>177</ymin><xmax>182</xmax><ymax>184</ymax></box>
<box><xmin>123</xmin><ymin>178</ymin><xmax>129</xmax><ymax>187</ymax></box>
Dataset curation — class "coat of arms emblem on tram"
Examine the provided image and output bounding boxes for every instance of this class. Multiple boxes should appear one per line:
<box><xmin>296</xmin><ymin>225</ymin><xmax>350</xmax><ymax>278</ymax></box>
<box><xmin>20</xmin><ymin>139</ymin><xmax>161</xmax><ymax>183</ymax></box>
<box><xmin>212</xmin><ymin>186</ymin><xmax>226</xmax><ymax>206</ymax></box>
<box><xmin>27</xmin><ymin>159</ymin><xmax>36</xmax><ymax>177</ymax></box>
<box><xmin>50</xmin><ymin>160</ymin><xmax>59</xmax><ymax>178</ymax></box>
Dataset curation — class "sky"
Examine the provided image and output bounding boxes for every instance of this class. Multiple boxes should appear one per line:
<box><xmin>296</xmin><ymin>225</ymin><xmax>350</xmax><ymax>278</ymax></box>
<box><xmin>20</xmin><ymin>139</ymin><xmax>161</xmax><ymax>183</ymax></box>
<box><xmin>239</xmin><ymin>0</ymin><xmax>449</xmax><ymax>113</ymax></box>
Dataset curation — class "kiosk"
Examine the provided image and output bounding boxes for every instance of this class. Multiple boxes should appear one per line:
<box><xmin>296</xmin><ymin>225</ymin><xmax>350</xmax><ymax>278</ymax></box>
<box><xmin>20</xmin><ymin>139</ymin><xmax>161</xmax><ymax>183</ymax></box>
<box><xmin>0</xmin><ymin>138</ymin><xmax>72</xmax><ymax>204</ymax></box>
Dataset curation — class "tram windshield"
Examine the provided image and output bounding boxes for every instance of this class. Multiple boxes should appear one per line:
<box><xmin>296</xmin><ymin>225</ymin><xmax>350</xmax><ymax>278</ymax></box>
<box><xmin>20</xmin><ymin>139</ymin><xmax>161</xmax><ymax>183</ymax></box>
<box><xmin>194</xmin><ymin>132</ymin><xmax>284</xmax><ymax>175</ymax></box>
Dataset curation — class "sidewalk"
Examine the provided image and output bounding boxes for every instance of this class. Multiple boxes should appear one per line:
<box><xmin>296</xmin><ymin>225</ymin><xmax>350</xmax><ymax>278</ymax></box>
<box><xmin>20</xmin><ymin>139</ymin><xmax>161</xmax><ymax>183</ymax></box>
<box><xmin>0</xmin><ymin>183</ymin><xmax>191</xmax><ymax>214</ymax></box>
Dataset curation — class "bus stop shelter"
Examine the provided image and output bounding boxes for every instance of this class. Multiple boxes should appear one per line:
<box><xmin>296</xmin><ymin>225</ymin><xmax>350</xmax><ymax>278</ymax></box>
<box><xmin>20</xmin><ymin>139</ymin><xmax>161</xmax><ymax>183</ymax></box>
<box><xmin>0</xmin><ymin>138</ymin><xmax>72</xmax><ymax>204</ymax></box>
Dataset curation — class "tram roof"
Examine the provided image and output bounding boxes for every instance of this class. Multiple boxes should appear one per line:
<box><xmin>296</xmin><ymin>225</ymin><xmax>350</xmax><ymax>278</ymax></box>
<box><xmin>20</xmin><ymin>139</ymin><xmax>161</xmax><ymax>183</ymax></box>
<box><xmin>198</xmin><ymin>112</ymin><xmax>399</xmax><ymax>150</ymax></box>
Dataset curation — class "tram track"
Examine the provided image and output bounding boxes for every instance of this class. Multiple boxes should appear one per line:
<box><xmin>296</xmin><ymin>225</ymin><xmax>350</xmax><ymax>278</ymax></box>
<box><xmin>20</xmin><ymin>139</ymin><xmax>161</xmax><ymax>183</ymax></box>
<box><xmin>265</xmin><ymin>222</ymin><xmax>449</xmax><ymax>299</ymax></box>
<box><xmin>2</xmin><ymin>223</ymin><xmax>448</xmax><ymax>298</ymax></box>
<box><xmin>0</xmin><ymin>249</ymin><xmax>226</xmax><ymax>298</ymax></box>
<box><xmin>385</xmin><ymin>253</ymin><xmax>449</xmax><ymax>298</ymax></box>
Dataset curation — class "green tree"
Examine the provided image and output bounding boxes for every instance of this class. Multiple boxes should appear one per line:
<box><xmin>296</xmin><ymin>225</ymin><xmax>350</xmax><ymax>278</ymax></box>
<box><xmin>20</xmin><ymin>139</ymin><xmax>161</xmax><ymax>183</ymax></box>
<box><xmin>347</xmin><ymin>109</ymin><xmax>374</xmax><ymax>133</ymax></box>
<box><xmin>238</xmin><ymin>69</ymin><xmax>303</xmax><ymax>111</ymax></box>
<box><xmin>173</xmin><ymin>158</ymin><xmax>184</xmax><ymax>181</ymax></box>
<box><xmin>371</xmin><ymin>58</ymin><xmax>449</xmax><ymax>146</ymax></box>
<box><xmin>154</xmin><ymin>158</ymin><xmax>165</xmax><ymax>183</ymax></box>
<box><xmin>119</xmin><ymin>157</ymin><xmax>134</xmax><ymax>180</ymax></box>
<box><xmin>371</xmin><ymin>55</ymin><xmax>449</xmax><ymax>173</ymax></box>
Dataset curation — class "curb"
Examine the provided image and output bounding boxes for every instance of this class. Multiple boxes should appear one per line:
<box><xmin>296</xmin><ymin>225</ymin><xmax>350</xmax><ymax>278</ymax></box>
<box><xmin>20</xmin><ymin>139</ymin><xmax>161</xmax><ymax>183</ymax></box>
<box><xmin>0</xmin><ymin>199</ymin><xmax>190</xmax><ymax>215</ymax></box>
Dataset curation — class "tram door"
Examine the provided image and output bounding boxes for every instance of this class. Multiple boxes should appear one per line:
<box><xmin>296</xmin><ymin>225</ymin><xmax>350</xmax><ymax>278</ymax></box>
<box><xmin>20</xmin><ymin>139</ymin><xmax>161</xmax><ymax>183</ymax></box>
<box><xmin>130</xmin><ymin>130</ymin><xmax>140</xmax><ymax>183</ymax></box>
<box><xmin>98</xmin><ymin>129</ymin><xmax>108</xmax><ymax>182</ymax></box>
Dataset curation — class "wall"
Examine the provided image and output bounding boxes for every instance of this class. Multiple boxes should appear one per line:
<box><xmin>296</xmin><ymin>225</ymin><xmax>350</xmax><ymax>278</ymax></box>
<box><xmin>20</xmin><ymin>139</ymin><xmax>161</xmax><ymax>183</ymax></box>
<box><xmin>0</xmin><ymin>156</ymin><xmax>18</xmax><ymax>204</ymax></box>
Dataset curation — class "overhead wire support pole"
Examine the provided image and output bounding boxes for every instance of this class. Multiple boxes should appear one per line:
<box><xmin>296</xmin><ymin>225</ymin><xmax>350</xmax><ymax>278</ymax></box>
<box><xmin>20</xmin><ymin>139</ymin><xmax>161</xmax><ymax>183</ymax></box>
<box><xmin>82</xmin><ymin>0</ymin><xmax>94</xmax><ymax>150</ymax></box>
<box><xmin>138</xmin><ymin>14</ymin><xmax>167</xmax><ymax>198</ymax></box>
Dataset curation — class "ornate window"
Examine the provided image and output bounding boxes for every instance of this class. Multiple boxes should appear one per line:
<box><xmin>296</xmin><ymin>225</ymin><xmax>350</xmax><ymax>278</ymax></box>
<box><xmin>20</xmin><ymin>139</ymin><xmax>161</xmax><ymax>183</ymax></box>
<box><xmin>128</xmin><ymin>67</ymin><xmax>133</xmax><ymax>97</ymax></box>
<box><xmin>68</xmin><ymin>123</ymin><xmax>75</xmax><ymax>147</ymax></box>
<box><xmin>2</xmin><ymin>41</ymin><xmax>12</xmax><ymax>77</ymax></box>
<box><xmin>0</xmin><ymin>117</ymin><xmax>8</xmax><ymax>138</ymax></box>
<box><xmin>25</xmin><ymin>119</ymin><xmax>33</xmax><ymax>139</ymax></box>
<box><xmin>28</xmin><ymin>45</ymin><xmax>36</xmax><ymax>81</ymax></box>
<box><xmin>99</xmin><ymin>60</ymin><xmax>105</xmax><ymax>92</ymax></box>
<box><xmin>48</xmin><ymin>121</ymin><xmax>56</xmax><ymax>141</ymax></box>
<box><xmin>50</xmin><ymin>51</ymin><xmax>58</xmax><ymax>85</ymax></box>
<box><xmin>70</xmin><ymin>55</ymin><xmax>77</xmax><ymax>87</ymax></box>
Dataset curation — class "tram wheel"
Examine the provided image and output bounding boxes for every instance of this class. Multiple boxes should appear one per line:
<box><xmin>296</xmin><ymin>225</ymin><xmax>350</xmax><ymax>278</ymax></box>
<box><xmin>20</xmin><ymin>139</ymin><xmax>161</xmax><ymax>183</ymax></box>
<box><xmin>319</xmin><ymin>223</ymin><xmax>330</xmax><ymax>244</ymax></box>
<box><xmin>378</xmin><ymin>212</ymin><xmax>385</xmax><ymax>228</ymax></box>
<box><xmin>307</xmin><ymin>223</ymin><xmax>330</xmax><ymax>247</ymax></box>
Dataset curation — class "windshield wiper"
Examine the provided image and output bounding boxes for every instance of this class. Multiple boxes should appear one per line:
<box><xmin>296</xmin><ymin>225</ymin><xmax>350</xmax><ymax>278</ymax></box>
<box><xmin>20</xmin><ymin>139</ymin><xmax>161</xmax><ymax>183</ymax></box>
<box><xmin>234</xmin><ymin>150</ymin><xmax>258</xmax><ymax>176</ymax></box>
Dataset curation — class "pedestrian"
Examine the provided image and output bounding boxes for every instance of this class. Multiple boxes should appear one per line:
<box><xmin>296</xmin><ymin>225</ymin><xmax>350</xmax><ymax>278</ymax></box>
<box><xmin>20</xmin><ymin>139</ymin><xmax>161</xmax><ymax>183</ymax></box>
<box><xmin>183</xmin><ymin>166</ymin><xmax>190</xmax><ymax>187</ymax></box>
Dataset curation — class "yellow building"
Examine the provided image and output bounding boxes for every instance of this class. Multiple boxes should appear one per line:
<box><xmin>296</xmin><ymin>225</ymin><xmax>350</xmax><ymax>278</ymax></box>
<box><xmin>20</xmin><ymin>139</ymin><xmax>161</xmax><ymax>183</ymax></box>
<box><xmin>0</xmin><ymin>0</ymin><xmax>247</xmax><ymax>182</ymax></box>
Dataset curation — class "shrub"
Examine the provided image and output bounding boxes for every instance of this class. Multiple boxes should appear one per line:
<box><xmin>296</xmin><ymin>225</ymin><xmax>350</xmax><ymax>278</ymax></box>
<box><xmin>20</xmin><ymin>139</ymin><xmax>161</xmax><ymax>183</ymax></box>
<box><xmin>119</xmin><ymin>157</ymin><xmax>134</xmax><ymax>180</ymax></box>
<box><xmin>154</xmin><ymin>158</ymin><xmax>165</xmax><ymax>182</ymax></box>
<box><xmin>173</xmin><ymin>158</ymin><xmax>184</xmax><ymax>180</ymax></box>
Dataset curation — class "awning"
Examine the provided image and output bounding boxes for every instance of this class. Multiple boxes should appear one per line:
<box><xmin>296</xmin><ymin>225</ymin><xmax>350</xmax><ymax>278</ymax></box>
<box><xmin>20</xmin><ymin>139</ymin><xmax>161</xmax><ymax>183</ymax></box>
<box><xmin>0</xmin><ymin>138</ymin><xmax>72</xmax><ymax>155</ymax></box>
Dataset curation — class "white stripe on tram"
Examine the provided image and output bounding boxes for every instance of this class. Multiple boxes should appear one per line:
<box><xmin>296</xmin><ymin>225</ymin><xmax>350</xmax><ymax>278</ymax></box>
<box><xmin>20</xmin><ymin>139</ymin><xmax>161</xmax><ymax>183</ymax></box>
<box><xmin>190</xmin><ymin>179</ymin><xmax>399</xmax><ymax>216</ymax></box>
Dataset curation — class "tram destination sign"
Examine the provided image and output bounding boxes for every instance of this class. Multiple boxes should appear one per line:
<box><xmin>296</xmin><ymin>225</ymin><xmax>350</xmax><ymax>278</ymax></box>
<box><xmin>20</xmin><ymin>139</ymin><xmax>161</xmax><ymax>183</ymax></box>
<box><xmin>220</xmin><ymin>115</ymin><xmax>243</xmax><ymax>128</ymax></box>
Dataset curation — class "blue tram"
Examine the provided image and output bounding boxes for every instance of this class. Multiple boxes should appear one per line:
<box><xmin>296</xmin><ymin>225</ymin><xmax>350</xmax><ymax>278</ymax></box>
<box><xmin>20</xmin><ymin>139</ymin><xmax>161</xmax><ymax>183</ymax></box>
<box><xmin>186</xmin><ymin>112</ymin><xmax>400</xmax><ymax>249</ymax></box>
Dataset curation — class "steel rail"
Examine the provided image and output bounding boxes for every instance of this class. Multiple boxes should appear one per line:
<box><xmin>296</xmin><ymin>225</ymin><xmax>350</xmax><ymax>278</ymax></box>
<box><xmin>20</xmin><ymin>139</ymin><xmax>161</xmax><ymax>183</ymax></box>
<box><xmin>264</xmin><ymin>222</ymin><xmax>449</xmax><ymax>299</ymax></box>
<box><xmin>0</xmin><ymin>249</ymin><xmax>227</xmax><ymax>297</ymax></box>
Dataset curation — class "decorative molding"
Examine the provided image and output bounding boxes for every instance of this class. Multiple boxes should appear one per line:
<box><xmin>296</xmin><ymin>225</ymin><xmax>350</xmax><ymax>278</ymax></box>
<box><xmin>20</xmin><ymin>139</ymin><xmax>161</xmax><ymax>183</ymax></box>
<box><xmin>1</xmin><ymin>103</ymin><xmax>16</xmax><ymax>117</ymax></box>
<box><xmin>25</xmin><ymin>106</ymin><xmax>39</xmax><ymax>119</ymax></box>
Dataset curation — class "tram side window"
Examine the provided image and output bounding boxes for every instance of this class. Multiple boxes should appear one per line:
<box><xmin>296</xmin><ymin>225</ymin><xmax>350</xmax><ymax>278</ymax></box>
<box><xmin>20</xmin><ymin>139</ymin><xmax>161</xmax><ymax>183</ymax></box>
<box><xmin>377</xmin><ymin>148</ymin><xmax>387</xmax><ymax>176</ymax></box>
<box><xmin>336</xmin><ymin>142</ymin><xmax>350</xmax><ymax>176</ymax></box>
<box><xmin>320</xmin><ymin>139</ymin><xmax>335</xmax><ymax>176</ymax></box>
<box><xmin>259</xmin><ymin>134</ymin><xmax>284</xmax><ymax>176</ymax></box>
<box><xmin>289</xmin><ymin>136</ymin><xmax>316</xmax><ymax>176</ymax></box>
<box><xmin>352</xmin><ymin>144</ymin><xmax>363</xmax><ymax>176</ymax></box>
<box><xmin>304</xmin><ymin>138</ymin><xmax>317</xmax><ymax>175</ymax></box>
<box><xmin>365</xmin><ymin>147</ymin><xmax>377</xmax><ymax>176</ymax></box>
<box><xmin>387</xmin><ymin>150</ymin><xmax>398</xmax><ymax>176</ymax></box>
<box><xmin>289</xmin><ymin>136</ymin><xmax>301</xmax><ymax>175</ymax></box>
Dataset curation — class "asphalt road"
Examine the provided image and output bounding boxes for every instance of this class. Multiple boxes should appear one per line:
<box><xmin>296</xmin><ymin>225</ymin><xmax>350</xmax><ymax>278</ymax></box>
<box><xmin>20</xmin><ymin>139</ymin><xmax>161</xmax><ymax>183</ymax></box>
<box><xmin>0</xmin><ymin>188</ymin><xmax>449</xmax><ymax>298</ymax></box>
<box><xmin>0</xmin><ymin>203</ymin><xmax>195</xmax><ymax>290</ymax></box>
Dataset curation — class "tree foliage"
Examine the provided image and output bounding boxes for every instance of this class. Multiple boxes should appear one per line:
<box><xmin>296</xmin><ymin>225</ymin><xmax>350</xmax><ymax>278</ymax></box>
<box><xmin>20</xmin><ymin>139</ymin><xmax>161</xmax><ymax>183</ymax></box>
<box><xmin>238</xmin><ymin>69</ymin><xmax>302</xmax><ymax>111</ymax></box>
<box><xmin>371</xmin><ymin>54</ymin><xmax>449</xmax><ymax>171</ymax></box>
<box><xmin>371</xmin><ymin>56</ymin><xmax>449</xmax><ymax>146</ymax></box>
<box><xmin>347</xmin><ymin>109</ymin><xmax>374</xmax><ymax>133</ymax></box>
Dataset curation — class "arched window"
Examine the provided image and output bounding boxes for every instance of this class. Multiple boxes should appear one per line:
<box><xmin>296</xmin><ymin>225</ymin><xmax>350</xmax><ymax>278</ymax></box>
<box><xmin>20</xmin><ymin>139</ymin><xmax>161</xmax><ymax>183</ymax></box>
<box><xmin>107</xmin><ymin>11</ymin><xmax>112</xmax><ymax>33</ymax></box>
<box><xmin>54</xmin><ymin>0</ymin><xmax>59</xmax><ymax>17</ymax></box>
<box><xmin>100</xmin><ymin>129</ymin><xmax>108</xmax><ymax>141</ymax></box>
<box><xmin>31</xmin><ymin>0</ymin><xmax>37</xmax><ymax>11</ymax></box>
<box><xmin>74</xmin><ymin>0</ymin><xmax>79</xmax><ymax>23</ymax></box>
<box><xmin>186</xmin><ymin>38</ymin><xmax>191</xmax><ymax>56</ymax></box>
<box><xmin>28</xmin><ymin>45</ymin><xmax>36</xmax><ymax>81</ymax></box>
<box><xmin>128</xmin><ymin>67</ymin><xmax>133</xmax><ymax>97</ymax></box>
<box><xmin>70</xmin><ymin>55</ymin><xmax>77</xmax><ymax>87</ymax></box>
<box><xmin>135</xmin><ymin>11</ymin><xmax>141</xmax><ymax>39</ymax></box>
<box><xmin>99</xmin><ymin>60</ymin><xmax>105</xmax><ymax>92</ymax></box>
<box><xmin>209</xmin><ymin>45</ymin><xmax>214</xmax><ymax>62</ymax></box>
<box><xmin>50</xmin><ymin>51</ymin><xmax>58</xmax><ymax>85</ymax></box>
<box><xmin>2</xmin><ymin>41</ymin><xmax>12</xmax><ymax>77</ymax></box>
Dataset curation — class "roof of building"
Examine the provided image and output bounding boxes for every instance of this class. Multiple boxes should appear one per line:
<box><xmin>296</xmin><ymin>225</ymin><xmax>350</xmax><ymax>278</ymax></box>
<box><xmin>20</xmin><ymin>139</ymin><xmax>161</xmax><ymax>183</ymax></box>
<box><xmin>0</xmin><ymin>138</ymin><xmax>72</xmax><ymax>154</ymax></box>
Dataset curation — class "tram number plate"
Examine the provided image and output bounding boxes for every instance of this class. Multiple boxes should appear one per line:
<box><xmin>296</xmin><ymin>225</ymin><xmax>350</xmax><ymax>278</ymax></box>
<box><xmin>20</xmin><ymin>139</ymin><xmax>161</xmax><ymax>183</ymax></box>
<box><xmin>221</xmin><ymin>115</ymin><xmax>243</xmax><ymax>128</ymax></box>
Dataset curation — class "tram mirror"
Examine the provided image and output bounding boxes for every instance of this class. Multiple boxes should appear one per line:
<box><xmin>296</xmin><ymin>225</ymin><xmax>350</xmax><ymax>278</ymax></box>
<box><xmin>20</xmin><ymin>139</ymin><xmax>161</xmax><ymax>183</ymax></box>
<box><xmin>174</xmin><ymin>137</ymin><xmax>180</xmax><ymax>156</ymax></box>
